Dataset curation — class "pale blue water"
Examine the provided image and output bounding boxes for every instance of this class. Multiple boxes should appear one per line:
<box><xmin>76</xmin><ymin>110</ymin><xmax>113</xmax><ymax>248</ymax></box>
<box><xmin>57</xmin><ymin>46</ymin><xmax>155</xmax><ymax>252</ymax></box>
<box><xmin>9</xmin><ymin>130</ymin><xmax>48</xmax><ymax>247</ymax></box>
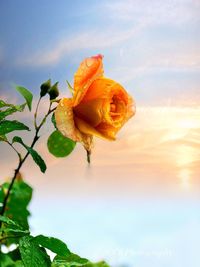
<box><xmin>30</xmin><ymin>195</ymin><xmax>200</xmax><ymax>267</ymax></box>
<box><xmin>1</xmin><ymin>107</ymin><xmax>200</xmax><ymax>266</ymax></box>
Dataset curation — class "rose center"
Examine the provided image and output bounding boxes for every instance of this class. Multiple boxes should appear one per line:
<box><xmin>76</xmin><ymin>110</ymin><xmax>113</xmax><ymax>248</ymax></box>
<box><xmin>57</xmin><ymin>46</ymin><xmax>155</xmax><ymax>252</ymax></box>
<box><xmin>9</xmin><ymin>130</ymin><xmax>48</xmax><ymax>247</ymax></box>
<box><xmin>110</xmin><ymin>103</ymin><xmax>116</xmax><ymax>112</ymax></box>
<box><xmin>109</xmin><ymin>96</ymin><xmax>123</xmax><ymax>122</ymax></box>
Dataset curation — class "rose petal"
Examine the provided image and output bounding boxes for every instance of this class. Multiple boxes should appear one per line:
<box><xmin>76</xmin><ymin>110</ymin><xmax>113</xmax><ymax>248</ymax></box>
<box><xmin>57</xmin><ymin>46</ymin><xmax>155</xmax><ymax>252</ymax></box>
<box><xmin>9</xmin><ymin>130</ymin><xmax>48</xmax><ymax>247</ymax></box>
<box><xmin>81</xmin><ymin>78</ymin><xmax>129</xmax><ymax>104</ymax></box>
<box><xmin>73</xmin><ymin>54</ymin><xmax>104</xmax><ymax>106</ymax></box>
<box><xmin>95</xmin><ymin>122</ymin><xmax>117</xmax><ymax>140</ymax></box>
<box><xmin>55</xmin><ymin>98</ymin><xmax>94</xmax><ymax>151</ymax></box>
<box><xmin>81</xmin><ymin>77</ymin><xmax>133</xmax><ymax>128</ymax></box>
<box><xmin>74</xmin><ymin>98</ymin><xmax>104</xmax><ymax>127</ymax></box>
<box><xmin>74</xmin><ymin>116</ymin><xmax>114</xmax><ymax>140</ymax></box>
<box><xmin>55</xmin><ymin>98</ymin><xmax>82</xmax><ymax>142</ymax></box>
<box><xmin>125</xmin><ymin>95</ymin><xmax>136</xmax><ymax>123</ymax></box>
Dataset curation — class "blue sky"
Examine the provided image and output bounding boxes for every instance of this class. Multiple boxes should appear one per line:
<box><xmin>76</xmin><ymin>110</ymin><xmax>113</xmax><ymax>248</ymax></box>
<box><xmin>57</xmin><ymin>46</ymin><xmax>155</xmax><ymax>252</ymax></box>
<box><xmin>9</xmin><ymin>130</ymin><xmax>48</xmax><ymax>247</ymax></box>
<box><xmin>0</xmin><ymin>0</ymin><xmax>200</xmax><ymax>105</ymax></box>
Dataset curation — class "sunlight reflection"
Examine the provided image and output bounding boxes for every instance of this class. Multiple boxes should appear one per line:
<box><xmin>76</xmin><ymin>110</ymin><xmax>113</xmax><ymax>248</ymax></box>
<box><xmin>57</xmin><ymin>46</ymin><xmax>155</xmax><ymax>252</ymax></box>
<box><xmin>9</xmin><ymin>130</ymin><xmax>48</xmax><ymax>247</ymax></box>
<box><xmin>175</xmin><ymin>145</ymin><xmax>197</xmax><ymax>191</ymax></box>
<box><xmin>178</xmin><ymin>169</ymin><xmax>191</xmax><ymax>190</ymax></box>
<box><xmin>177</xmin><ymin>118</ymin><xmax>200</xmax><ymax>129</ymax></box>
<box><xmin>121</xmin><ymin>107</ymin><xmax>200</xmax><ymax>192</ymax></box>
<box><xmin>176</xmin><ymin>145</ymin><xmax>197</xmax><ymax>167</ymax></box>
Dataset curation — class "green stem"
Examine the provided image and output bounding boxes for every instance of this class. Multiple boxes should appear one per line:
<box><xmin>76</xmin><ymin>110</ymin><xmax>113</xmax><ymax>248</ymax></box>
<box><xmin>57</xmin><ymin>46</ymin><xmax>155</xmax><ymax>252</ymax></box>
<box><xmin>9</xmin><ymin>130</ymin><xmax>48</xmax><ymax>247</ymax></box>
<box><xmin>0</xmin><ymin>233</ymin><xmax>29</xmax><ymax>242</ymax></box>
<box><xmin>86</xmin><ymin>150</ymin><xmax>91</xmax><ymax>164</ymax></box>
<box><xmin>34</xmin><ymin>96</ymin><xmax>41</xmax><ymax>129</ymax></box>
<box><xmin>0</xmin><ymin>103</ymin><xmax>56</xmax><ymax>223</ymax></box>
<box><xmin>6</xmin><ymin>140</ymin><xmax>21</xmax><ymax>162</ymax></box>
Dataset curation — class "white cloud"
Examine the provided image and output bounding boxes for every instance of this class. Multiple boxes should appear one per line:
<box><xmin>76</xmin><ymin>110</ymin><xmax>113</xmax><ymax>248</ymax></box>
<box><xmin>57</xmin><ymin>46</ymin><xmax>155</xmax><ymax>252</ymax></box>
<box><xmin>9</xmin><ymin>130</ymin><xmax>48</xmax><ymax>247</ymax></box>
<box><xmin>15</xmin><ymin>0</ymin><xmax>200</xmax><ymax>69</ymax></box>
<box><xmin>105</xmin><ymin>0</ymin><xmax>200</xmax><ymax>25</ymax></box>
<box><xmin>110</xmin><ymin>48</ymin><xmax>200</xmax><ymax>84</ymax></box>
<box><xmin>16</xmin><ymin>23</ymin><xmax>146</xmax><ymax>67</ymax></box>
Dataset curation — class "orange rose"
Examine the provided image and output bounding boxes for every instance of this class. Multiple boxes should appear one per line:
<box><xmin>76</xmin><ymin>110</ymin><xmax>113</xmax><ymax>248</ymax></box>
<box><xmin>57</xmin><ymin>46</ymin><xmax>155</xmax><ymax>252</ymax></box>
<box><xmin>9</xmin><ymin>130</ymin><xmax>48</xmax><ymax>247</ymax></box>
<box><xmin>55</xmin><ymin>54</ymin><xmax>135</xmax><ymax>152</ymax></box>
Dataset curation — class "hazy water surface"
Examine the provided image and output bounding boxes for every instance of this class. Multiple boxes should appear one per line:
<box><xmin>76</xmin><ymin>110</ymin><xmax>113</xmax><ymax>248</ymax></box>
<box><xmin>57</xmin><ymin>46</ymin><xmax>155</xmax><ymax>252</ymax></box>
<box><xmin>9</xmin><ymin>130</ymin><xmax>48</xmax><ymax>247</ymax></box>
<box><xmin>1</xmin><ymin>106</ymin><xmax>200</xmax><ymax>267</ymax></box>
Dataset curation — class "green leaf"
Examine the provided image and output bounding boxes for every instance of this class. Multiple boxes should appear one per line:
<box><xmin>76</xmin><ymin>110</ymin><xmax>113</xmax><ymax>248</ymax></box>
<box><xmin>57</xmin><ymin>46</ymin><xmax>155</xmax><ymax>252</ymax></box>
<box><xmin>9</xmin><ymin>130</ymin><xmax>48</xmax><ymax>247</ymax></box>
<box><xmin>52</xmin><ymin>254</ymin><xmax>89</xmax><ymax>267</ymax></box>
<box><xmin>0</xmin><ymin>215</ymin><xmax>30</xmax><ymax>235</ymax></box>
<box><xmin>34</xmin><ymin>235</ymin><xmax>70</xmax><ymax>257</ymax></box>
<box><xmin>19</xmin><ymin>236</ymin><xmax>51</xmax><ymax>267</ymax></box>
<box><xmin>0</xmin><ymin>120</ymin><xmax>30</xmax><ymax>135</ymax></box>
<box><xmin>47</xmin><ymin>130</ymin><xmax>76</xmax><ymax>158</ymax></box>
<box><xmin>15</xmin><ymin>86</ymin><xmax>33</xmax><ymax>111</ymax></box>
<box><xmin>0</xmin><ymin>103</ymin><xmax>26</xmax><ymax>121</ymax></box>
<box><xmin>7</xmin><ymin>247</ymin><xmax>22</xmax><ymax>263</ymax></box>
<box><xmin>14</xmin><ymin>261</ymin><xmax>25</xmax><ymax>267</ymax></box>
<box><xmin>0</xmin><ymin>99</ymin><xmax>14</xmax><ymax>108</ymax></box>
<box><xmin>0</xmin><ymin>179</ymin><xmax>32</xmax><ymax>244</ymax></box>
<box><xmin>12</xmin><ymin>136</ymin><xmax>47</xmax><ymax>173</ymax></box>
<box><xmin>2</xmin><ymin>228</ymin><xmax>29</xmax><ymax>235</ymax></box>
<box><xmin>66</xmin><ymin>80</ymin><xmax>74</xmax><ymax>95</ymax></box>
<box><xmin>0</xmin><ymin>215</ymin><xmax>23</xmax><ymax>228</ymax></box>
<box><xmin>51</xmin><ymin>113</ymin><xmax>57</xmax><ymax>129</ymax></box>
<box><xmin>0</xmin><ymin>253</ymin><xmax>15</xmax><ymax>267</ymax></box>
<box><xmin>52</xmin><ymin>254</ymin><xmax>110</xmax><ymax>267</ymax></box>
<box><xmin>27</xmin><ymin>147</ymin><xmax>46</xmax><ymax>173</ymax></box>
<box><xmin>40</xmin><ymin>79</ymin><xmax>51</xmax><ymax>97</ymax></box>
<box><xmin>0</xmin><ymin>134</ymin><xmax>7</xmax><ymax>142</ymax></box>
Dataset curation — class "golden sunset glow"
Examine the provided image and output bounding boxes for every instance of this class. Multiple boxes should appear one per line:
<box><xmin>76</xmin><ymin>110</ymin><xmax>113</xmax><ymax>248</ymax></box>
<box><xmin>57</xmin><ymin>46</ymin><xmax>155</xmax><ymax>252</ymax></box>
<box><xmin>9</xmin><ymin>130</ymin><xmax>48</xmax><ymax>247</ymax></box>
<box><xmin>176</xmin><ymin>144</ymin><xmax>197</xmax><ymax>167</ymax></box>
<box><xmin>179</xmin><ymin>169</ymin><xmax>191</xmax><ymax>190</ymax></box>
<box><xmin>84</xmin><ymin>106</ymin><xmax>200</xmax><ymax>195</ymax></box>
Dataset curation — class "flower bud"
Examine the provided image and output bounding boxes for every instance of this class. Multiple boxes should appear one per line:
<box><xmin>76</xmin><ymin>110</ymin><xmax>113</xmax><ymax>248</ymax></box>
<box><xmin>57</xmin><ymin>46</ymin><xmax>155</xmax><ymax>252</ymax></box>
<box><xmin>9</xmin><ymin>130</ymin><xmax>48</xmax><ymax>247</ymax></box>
<box><xmin>48</xmin><ymin>82</ymin><xmax>59</xmax><ymax>100</ymax></box>
<box><xmin>40</xmin><ymin>79</ymin><xmax>51</xmax><ymax>97</ymax></box>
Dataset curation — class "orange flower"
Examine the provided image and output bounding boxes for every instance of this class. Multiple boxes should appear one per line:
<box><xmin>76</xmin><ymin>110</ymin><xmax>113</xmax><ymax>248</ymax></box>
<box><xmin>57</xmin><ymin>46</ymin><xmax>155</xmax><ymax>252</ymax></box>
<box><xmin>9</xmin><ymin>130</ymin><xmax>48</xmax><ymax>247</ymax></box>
<box><xmin>55</xmin><ymin>54</ymin><xmax>135</xmax><ymax>152</ymax></box>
